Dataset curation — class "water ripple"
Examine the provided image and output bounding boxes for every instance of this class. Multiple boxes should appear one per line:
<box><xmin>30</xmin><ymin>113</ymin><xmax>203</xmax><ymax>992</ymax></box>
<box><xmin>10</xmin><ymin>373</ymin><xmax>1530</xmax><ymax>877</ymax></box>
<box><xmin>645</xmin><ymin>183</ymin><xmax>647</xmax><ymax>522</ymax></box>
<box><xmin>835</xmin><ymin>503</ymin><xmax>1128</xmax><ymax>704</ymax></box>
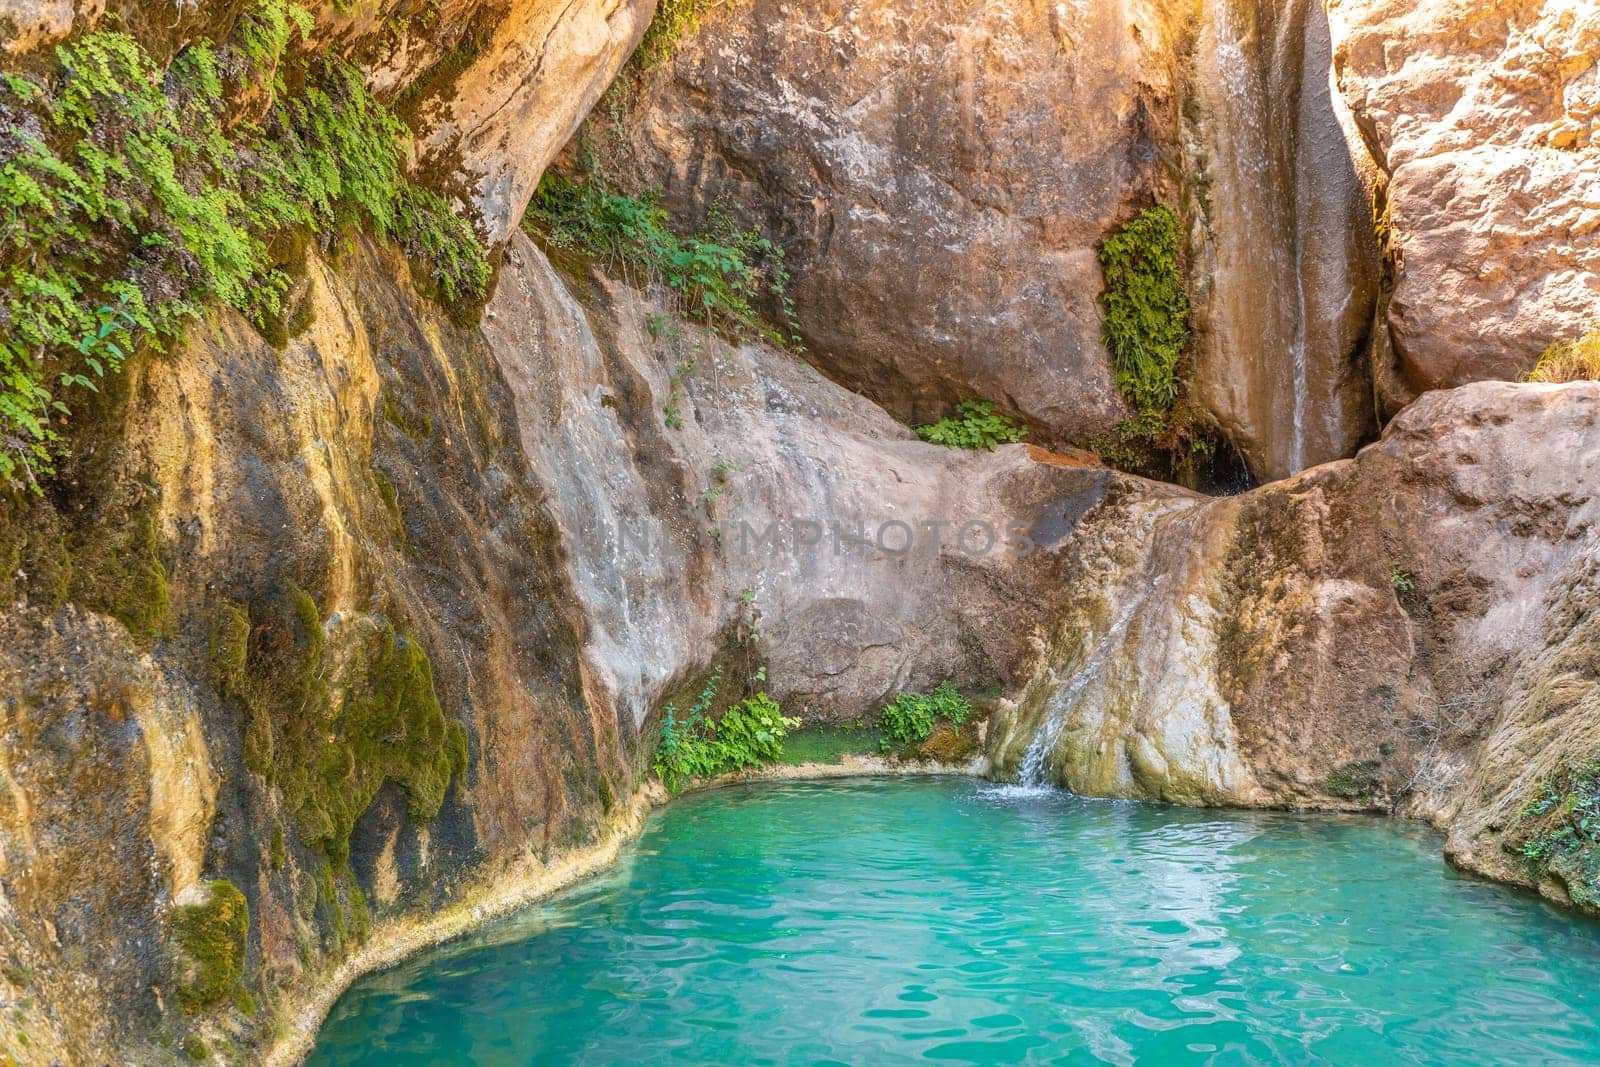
<box><xmin>312</xmin><ymin>779</ymin><xmax>1600</xmax><ymax>1066</ymax></box>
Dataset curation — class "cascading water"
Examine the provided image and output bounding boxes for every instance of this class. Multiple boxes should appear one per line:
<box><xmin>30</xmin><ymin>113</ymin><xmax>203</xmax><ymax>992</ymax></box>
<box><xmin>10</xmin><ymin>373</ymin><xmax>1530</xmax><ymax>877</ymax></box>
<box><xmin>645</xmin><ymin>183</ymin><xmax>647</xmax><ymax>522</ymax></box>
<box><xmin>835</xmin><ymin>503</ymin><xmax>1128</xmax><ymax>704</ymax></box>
<box><xmin>1186</xmin><ymin>0</ymin><xmax>1380</xmax><ymax>482</ymax></box>
<box><xmin>1013</xmin><ymin>580</ymin><xmax>1160</xmax><ymax>789</ymax></box>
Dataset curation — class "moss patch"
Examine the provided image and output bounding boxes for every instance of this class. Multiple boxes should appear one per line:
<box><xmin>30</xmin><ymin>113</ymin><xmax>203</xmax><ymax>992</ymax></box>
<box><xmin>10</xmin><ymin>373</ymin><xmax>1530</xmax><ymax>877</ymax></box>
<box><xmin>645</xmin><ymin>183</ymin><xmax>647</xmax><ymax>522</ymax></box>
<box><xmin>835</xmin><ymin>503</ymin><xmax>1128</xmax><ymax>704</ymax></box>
<box><xmin>215</xmin><ymin>584</ymin><xmax>467</xmax><ymax>868</ymax></box>
<box><xmin>1326</xmin><ymin>759</ymin><xmax>1382</xmax><ymax>800</ymax></box>
<box><xmin>917</xmin><ymin>721</ymin><xmax>979</xmax><ymax>764</ymax></box>
<box><xmin>170</xmin><ymin>880</ymin><xmax>249</xmax><ymax>1012</ymax></box>
<box><xmin>381</xmin><ymin>395</ymin><xmax>433</xmax><ymax>441</ymax></box>
<box><xmin>777</xmin><ymin>724</ymin><xmax>883</xmax><ymax>766</ymax></box>
<box><xmin>1512</xmin><ymin>759</ymin><xmax>1600</xmax><ymax>909</ymax></box>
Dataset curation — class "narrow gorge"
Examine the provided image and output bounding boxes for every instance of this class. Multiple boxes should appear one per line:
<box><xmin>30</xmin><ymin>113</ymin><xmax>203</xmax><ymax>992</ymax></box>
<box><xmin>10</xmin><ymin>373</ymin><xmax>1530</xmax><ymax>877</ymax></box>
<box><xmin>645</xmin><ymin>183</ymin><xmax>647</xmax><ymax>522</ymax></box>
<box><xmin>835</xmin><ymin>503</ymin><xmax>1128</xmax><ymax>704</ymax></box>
<box><xmin>0</xmin><ymin>0</ymin><xmax>1597</xmax><ymax>1063</ymax></box>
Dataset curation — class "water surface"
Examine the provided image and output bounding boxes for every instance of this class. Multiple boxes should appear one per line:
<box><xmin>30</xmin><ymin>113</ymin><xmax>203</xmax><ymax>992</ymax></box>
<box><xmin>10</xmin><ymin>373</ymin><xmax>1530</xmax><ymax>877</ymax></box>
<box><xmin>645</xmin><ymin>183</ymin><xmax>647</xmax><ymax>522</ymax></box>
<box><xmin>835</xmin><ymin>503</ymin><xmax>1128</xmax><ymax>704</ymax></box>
<box><xmin>311</xmin><ymin>778</ymin><xmax>1600</xmax><ymax>1065</ymax></box>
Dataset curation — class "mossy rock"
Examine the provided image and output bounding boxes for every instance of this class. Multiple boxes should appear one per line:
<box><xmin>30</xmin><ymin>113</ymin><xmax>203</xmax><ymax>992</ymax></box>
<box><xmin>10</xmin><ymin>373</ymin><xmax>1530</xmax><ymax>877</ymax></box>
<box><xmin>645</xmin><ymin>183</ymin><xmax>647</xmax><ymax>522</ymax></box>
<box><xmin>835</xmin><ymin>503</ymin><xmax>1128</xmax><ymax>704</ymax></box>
<box><xmin>170</xmin><ymin>880</ymin><xmax>249</xmax><ymax>1012</ymax></box>
<box><xmin>917</xmin><ymin>722</ymin><xmax>978</xmax><ymax>765</ymax></box>
<box><xmin>69</xmin><ymin>504</ymin><xmax>170</xmax><ymax>642</ymax></box>
<box><xmin>1326</xmin><ymin>759</ymin><xmax>1382</xmax><ymax>799</ymax></box>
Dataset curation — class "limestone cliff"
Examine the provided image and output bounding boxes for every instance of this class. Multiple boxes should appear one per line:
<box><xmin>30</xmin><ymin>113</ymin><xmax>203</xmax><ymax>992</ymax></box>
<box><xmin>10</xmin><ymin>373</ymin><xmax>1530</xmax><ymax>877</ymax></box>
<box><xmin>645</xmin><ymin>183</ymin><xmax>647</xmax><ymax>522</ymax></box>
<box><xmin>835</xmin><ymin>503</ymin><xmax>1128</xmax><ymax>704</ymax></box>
<box><xmin>1327</xmin><ymin>0</ymin><xmax>1600</xmax><ymax>401</ymax></box>
<box><xmin>0</xmin><ymin>0</ymin><xmax>1598</xmax><ymax>1063</ymax></box>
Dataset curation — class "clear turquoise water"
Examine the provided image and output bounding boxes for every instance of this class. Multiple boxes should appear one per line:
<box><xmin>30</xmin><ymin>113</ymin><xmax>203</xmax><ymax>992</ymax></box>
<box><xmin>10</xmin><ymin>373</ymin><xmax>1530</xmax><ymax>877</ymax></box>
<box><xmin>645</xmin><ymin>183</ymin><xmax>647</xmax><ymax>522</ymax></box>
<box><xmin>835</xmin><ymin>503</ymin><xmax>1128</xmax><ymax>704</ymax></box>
<box><xmin>309</xmin><ymin>778</ymin><xmax>1600</xmax><ymax>1065</ymax></box>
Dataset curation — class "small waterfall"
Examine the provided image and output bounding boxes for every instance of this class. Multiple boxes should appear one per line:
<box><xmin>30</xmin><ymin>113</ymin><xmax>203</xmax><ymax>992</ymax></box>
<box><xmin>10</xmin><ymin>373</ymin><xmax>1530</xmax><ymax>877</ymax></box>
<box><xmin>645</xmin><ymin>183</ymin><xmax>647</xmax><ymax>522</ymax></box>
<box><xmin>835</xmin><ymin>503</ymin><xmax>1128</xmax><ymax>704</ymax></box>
<box><xmin>1187</xmin><ymin>0</ymin><xmax>1379</xmax><ymax>482</ymax></box>
<box><xmin>1013</xmin><ymin>580</ymin><xmax>1160</xmax><ymax>789</ymax></box>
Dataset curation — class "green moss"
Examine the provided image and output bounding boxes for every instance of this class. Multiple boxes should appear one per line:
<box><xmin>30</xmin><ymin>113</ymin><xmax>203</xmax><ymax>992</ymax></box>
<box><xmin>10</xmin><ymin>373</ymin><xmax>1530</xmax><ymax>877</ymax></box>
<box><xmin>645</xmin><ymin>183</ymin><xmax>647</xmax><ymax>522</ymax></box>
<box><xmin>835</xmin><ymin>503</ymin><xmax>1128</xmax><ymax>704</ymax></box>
<box><xmin>777</xmin><ymin>724</ymin><xmax>883</xmax><ymax>766</ymax></box>
<box><xmin>343</xmin><ymin>866</ymin><xmax>371</xmax><ymax>945</ymax></box>
<box><xmin>69</xmin><ymin>504</ymin><xmax>169</xmax><ymax>642</ymax></box>
<box><xmin>1326</xmin><ymin>760</ymin><xmax>1382</xmax><ymax>799</ymax></box>
<box><xmin>219</xmin><ymin>584</ymin><xmax>467</xmax><ymax>869</ymax></box>
<box><xmin>182</xmin><ymin>1035</ymin><xmax>207</xmax><ymax>1061</ymax></box>
<box><xmin>269</xmin><ymin>826</ymin><xmax>285</xmax><ymax>870</ymax></box>
<box><xmin>207</xmin><ymin>600</ymin><xmax>251</xmax><ymax>695</ymax></box>
<box><xmin>316</xmin><ymin>860</ymin><xmax>345</xmax><ymax>957</ymax></box>
<box><xmin>370</xmin><ymin>465</ymin><xmax>406</xmax><ymax>544</ymax></box>
<box><xmin>381</xmin><ymin>396</ymin><xmax>433</xmax><ymax>441</ymax></box>
<box><xmin>170</xmin><ymin>879</ymin><xmax>249</xmax><ymax>1012</ymax></box>
<box><xmin>1513</xmin><ymin>759</ymin><xmax>1600</xmax><ymax>908</ymax></box>
<box><xmin>1099</xmin><ymin>205</ymin><xmax>1190</xmax><ymax>417</ymax></box>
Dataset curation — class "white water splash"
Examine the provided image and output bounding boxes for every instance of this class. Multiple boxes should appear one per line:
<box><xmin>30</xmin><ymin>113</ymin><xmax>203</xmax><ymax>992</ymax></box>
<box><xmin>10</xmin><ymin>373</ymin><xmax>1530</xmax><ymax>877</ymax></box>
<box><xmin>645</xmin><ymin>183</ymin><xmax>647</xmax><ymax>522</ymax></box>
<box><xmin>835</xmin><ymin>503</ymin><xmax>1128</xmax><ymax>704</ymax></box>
<box><xmin>1014</xmin><ymin>579</ymin><xmax>1160</xmax><ymax>788</ymax></box>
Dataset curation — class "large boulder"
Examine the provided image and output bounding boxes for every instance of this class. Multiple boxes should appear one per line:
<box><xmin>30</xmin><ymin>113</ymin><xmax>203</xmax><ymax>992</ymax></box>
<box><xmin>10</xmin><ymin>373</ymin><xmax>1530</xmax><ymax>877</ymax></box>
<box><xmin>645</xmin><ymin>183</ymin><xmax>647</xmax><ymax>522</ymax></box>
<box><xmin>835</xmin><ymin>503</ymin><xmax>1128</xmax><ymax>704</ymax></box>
<box><xmin>992</xmin><ymin>379</ymin><xmax>1600</xmax><ymax>910</ymax></box>
<box><xmin>569</xmin><ymin>0</ymin><xmax>1198</xmax><ymax>443</ymax></box>
<box><xmin>1328</xmin><ymin>0</ymin><xmax>1600</xmax><ymax>395</ymax></box>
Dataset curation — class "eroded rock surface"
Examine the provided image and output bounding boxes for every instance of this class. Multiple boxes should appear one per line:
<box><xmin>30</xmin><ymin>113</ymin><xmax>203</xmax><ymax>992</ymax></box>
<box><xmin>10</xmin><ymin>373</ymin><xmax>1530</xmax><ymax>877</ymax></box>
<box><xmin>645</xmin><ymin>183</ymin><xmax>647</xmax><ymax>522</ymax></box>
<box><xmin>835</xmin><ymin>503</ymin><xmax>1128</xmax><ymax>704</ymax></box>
<box><xmin>573</xmin><ymin>0</ymin><xmax>1196</xmax><ymax>442</ymax></box>
<box><xmin>1328</xmin><ymin>0</ymin><xmax>1600</xmax><ymax>395</ymax></box>
<box><xmin>992</xmin><ymin>381</ymin><xmax>1600</xmax><ymax>911</ymax></box>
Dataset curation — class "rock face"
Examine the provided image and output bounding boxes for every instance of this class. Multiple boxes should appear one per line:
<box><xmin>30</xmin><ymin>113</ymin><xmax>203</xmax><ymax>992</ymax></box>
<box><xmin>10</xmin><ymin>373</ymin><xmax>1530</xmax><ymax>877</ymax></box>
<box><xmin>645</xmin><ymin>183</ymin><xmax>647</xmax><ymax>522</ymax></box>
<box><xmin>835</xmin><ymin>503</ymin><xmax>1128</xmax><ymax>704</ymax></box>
<box><xmin>574</xmin><ymin>0</ymin><xmax>1195</xmax><ymax>442</ymax></box>
<box><xmin>1328</xmin><ymin>0</ymin><xmax>1600</xmax><ymax>396</ymax></box>
<box><xmin>0</xmin><ymin>220</ymin><xmax>1112</xmax><ymax>1061</ymax></box>
<box><xmin>395</xmin><ymin>0</ymin><xmax>657</xmax><ymax>241</ymax></box>
<box><xmin>3</xmin><ymin>0</ymin><xmax>1600</xmax><ymax>1063</ymax></box>
<box><xmin>992</xmin><ymin>381</ymin><xmax>1600</xmax><ymax>911</ymax></box>
<box><xmin>487</xmin><ymin>238</ymin><xmax>1109</xmax><ymax>730</ymax></box>
<box><xmin>1186</xmin><ymin>0</ymin><xmax>1382</xmax><ymax>479</ymax></box>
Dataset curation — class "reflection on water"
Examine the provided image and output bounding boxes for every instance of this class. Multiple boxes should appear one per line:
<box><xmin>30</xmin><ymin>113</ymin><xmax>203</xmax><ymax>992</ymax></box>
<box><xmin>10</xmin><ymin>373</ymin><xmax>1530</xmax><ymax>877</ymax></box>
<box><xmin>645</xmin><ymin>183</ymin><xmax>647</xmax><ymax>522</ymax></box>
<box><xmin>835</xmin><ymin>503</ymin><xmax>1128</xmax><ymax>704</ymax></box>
<box><xmin>312</xmin><ymin>778</ymin><xmax>1600</xmax><ymax>1066</ymax></box>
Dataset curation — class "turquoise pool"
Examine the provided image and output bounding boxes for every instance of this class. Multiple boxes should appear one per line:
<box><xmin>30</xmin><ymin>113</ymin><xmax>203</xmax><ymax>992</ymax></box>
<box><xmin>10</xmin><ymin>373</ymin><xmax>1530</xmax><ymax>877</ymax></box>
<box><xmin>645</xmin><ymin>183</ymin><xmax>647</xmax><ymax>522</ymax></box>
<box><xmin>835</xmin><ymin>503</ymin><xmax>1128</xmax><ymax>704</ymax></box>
<box><xmin>309</xmin><ymin>778</ymin><xmax>1600</xmax><ymax>1065</ymax></box>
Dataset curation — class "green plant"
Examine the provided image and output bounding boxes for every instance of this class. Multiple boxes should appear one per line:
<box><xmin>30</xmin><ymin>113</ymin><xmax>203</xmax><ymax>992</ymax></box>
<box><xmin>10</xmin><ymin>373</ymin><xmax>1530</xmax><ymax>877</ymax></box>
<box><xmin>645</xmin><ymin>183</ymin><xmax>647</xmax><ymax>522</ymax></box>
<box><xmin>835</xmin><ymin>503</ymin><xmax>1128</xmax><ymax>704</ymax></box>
<box><xmin>1325</xmin><ymin>759</ymin><xmax>1382</xmax><ymax>799</ymax></box>
<box><xmin>1528</xmin><ymin>322</ymin><xmax>1600</xmax><ymax>384</ymax></box>
<box><xmin>914</xmin><ymin>401</ymin><xmax>1027</xmax><ymax>450</ymax></box>
<box><xmin>1513</xmin><ymin>760</ymin><xmax>1600</xmax><ymax>907</ymax></box>
<box><xmin>170</xmin><ymin>880</ymin><xmax>250</xmax><ymax>1011</ymax></box>
<box><xmin>523</xmin><ymin>174</ymin><xmax>797</xmax><ymax>346</ymax></box>
<box><xmin>878</xmin><ymin>680</ymin><xmax>972</xmax><ymax>751</ymax></box>
<box><xmin>632</xmin><ymin>0</ymin><xmax>710</xmax><ymax>70</ymax></box>
<box><xmin>0</xmin><ymin>8</ymin><xmax>490</xmax><ymax>490</ymax></box>
<box><xmin>652</xmin><ymin>668</ymin><xmax>799</xmax><ymax>793</ymax></box>
<box><xmin>1099</xmin><ymin>205</ymin><xmax>1190</xmax><ymax>417</ymax></box>
<box><xmin>1389</xmin><ymin>563</ymin><xmax>1415</xmax><ymax>593</ymax></box>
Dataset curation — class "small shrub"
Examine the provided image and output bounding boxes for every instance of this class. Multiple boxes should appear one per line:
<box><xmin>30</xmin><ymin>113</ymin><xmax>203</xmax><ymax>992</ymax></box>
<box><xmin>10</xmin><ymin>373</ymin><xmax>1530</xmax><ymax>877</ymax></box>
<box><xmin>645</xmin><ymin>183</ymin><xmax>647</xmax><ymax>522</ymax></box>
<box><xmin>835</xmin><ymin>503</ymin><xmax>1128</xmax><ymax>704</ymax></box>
<box><xmin>879</xmin><ymin>681</ymin><xmax>972</xmax><ymax>751</ymax></box>
<box><xmin>653</xmin><ymin>669</ymin><xmax>799</xmax><ymax>793</ymax></box>
<box><xmin>915</xmin><ymin>401</ymin><xmax>1027</xmax><ymax>450</ymax></box>
<box><xmin>632</xmin><ymin>0</ymin><xmax>710</xmax><ymax>70</ymax></box>
<box><xmin>1099</xmin><ymin>205</ymin><xmax>1190</xmax><ymax>417</ymax></box>
<box><xmin>1389</xmin><ymin>564</ymin><xmax>1415</xmax><ymax>593</ymax></box>
<box><xmin>523</xmin><ymin>175</ymin><xmax>797</xmax><ymax>346</ymax></box>
<box><xmin>170</xmin><ymin>880</ymin><xmax>249</xmax><ymax>1011</ymax></box>
<box><xmin>1528</xmin><ymin>323</ymin><xmax>1600</xmax><ymax>384</ymax></box>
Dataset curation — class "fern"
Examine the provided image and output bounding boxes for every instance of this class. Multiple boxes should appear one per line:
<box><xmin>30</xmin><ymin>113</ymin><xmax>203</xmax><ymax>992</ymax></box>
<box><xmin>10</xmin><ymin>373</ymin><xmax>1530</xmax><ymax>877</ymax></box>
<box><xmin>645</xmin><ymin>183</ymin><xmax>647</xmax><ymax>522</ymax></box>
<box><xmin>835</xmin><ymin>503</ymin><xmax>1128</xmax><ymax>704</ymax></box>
<box><xmin>1099</xmin><ymin>205</ymin><xmax>1190</xmax><ymax>417</ymax></box>
<box><xmin>524</xmin><ymin>174</ymin><xmax>798</xmax><ymax>346</ymax></box>
<box><xmin>0</xmin><ymin>4</ymin><xmax>490</xmax><ymax>491</ymax></box>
